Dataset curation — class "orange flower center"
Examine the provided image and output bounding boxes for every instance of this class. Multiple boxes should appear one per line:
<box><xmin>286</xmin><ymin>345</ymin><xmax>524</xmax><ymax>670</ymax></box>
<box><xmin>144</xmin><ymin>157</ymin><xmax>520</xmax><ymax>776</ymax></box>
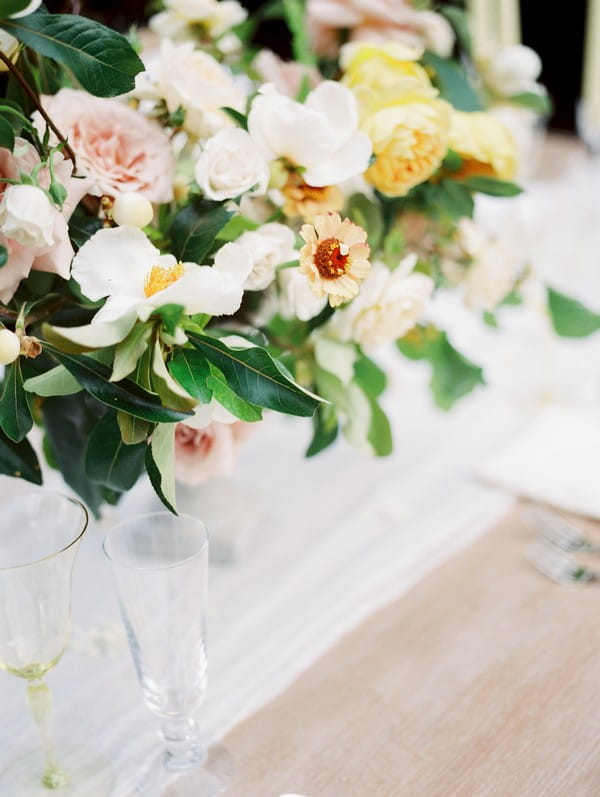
<box><xmin>314</xmin><ymin>237</ymin><xmax>350</xmax><ymax>280</ymax></box>
<box><xmin>144</xmin><ymin>262</ymin><xmax>185</xmax><ymax>297</ymax></box>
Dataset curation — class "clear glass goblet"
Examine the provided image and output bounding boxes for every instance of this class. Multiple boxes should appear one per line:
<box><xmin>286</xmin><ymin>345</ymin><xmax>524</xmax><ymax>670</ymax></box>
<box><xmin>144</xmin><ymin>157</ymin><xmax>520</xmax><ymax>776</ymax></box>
<box><xmin>103</xmin><ymin>512</ymin><xmax>232</xmax><ymax>796</ymax></box>
<box><xmin>0</xmin><ymin>488</ymin><xmax>88</xmax><ymax>791</ymax></box>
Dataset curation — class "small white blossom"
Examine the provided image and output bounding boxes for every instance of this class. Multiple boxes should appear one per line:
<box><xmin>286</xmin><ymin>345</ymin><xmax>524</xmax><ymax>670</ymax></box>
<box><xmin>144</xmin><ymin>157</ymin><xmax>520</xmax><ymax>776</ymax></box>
<box><xmin>195</xmin><ymin>128</ymin><xmax>270</xmax><ymax>201</ymax></box>
<box><xmin>0</xmin><ymin>185</ymin><xmax>55</xmax><ymax>249</ymax></box>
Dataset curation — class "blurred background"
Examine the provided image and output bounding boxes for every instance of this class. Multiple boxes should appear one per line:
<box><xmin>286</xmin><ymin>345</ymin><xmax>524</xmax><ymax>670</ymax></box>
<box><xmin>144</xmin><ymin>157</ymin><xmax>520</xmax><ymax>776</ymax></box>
<box><xmin>44</xmin><ymin>0</ymin><xmax>587</xmax><ymax>134</ymax></box>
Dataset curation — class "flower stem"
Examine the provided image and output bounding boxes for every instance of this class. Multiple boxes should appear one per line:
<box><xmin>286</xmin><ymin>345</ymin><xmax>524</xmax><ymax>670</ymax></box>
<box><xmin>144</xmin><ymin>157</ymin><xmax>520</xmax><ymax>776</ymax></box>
<box><xmin>0</xmin><ymin>50</ymin><xmax>77</xmax><ymax>168</ymax></box>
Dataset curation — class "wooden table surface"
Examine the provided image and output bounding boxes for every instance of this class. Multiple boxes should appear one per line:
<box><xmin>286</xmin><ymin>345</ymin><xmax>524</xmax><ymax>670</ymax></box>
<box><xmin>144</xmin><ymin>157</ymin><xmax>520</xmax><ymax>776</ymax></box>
<box><xmin>222</xmin><ymin>505</ymin><xmax>600</xmax><ymax>797</ymax></box>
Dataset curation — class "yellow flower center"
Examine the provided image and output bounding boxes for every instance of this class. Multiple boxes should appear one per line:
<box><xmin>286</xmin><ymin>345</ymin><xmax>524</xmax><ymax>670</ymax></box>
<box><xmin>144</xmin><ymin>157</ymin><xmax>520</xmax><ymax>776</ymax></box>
<box><xmin>144</xmin><ymin>262</ymin><xmax>185</xmax><ymax>297</ymax></box>
<box><xmin>314</xmin><ymin>238</ymin><xmax>350</xmax><ymax>280</ymax></box>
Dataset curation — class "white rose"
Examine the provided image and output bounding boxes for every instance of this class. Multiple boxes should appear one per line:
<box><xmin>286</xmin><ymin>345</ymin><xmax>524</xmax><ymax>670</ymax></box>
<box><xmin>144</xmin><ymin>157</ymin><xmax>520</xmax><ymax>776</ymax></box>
<box><xmin>456</xmin><ymin>219</ymin><xmax>521</xmax><ymax>311</ymax></box>
<box><xmin>247</xmin><ymin>81</ymin><xmax>372</xmax><ymax>187</ymax></box>
<box><xmin>0</xmin><ymin>185</ymin><xmax>55</xmax><ymax>248</ymax></box>
<box><xmin>483</xmin><ymin>45</ymin><xmax>543</xmax><ymax>97</ymax></box>
<box><xmin>277</xmin><ymin>267</ymin><xmax>327</xmax><ymax>321</ymax></box>
<box><xmin>195</xmin><ymin>128</ymin><xmax>270</xmax><ymax>201</ymax></box>
<box><xmin>136</xmin><ymin>40</ymin><xmax>246</xmax><ymax>139</ymax></box>
<box><xmin>151</xmin><ymin>0</ymin><xmax>247</xmax><ymax>39</ymax></box>
<box><xmin>234</xmin><ymin>223</ymin><xmax>297</xmax><ymax>291</ymax></box>
<box><xmin>327</xmin><ymin>256</ymin><xmax>433</xmax><ymax>347</ymax></box>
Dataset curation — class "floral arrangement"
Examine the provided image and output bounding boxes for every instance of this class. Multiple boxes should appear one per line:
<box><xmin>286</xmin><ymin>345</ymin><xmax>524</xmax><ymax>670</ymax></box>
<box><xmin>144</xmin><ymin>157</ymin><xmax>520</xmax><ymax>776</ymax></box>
<box><xmin>0</xmin><ymin>0</ymin><xmax>588</xmax><ymax>516</ymax></box>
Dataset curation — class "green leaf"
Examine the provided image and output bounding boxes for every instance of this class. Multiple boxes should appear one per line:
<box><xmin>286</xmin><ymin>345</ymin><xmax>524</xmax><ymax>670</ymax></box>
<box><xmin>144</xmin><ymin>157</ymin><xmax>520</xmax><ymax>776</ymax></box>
<box><xmin>353</xmin><ymin>352</ymin><xmax>386</xmax><ymax>398</ymax></box>
<box><xmin>45</xmin><ymin>345</ymin><xmax>193</xmax><ymax>423</ymax></box>
<box><xmin>23</xmin><ymin>364</ymin><xmax>81</xmax><ymax>397</ymax></box>
<box><xmin>547</xmin><ymin>287</ymin><xmax>600</xmax><ymax>338</ymax></box>
<box><xmin>117</xmin><ymin>411</ymin><xmax>153</xmax><ymax>445</ymax></box>
<box><xmin>68</xmin><ymin>206</ymin><xmax>104</xmax><ymax>252</ymax></box>
<box><xmin>168</xmin><ymin>348</ymin><xmax>213</xmax><ymax>403</ymax></box>
<box><xmin>366</xmin><ymin>394</ymin><xmax>392</xmax><ymax>456</ymax></box>
<box><xmin>347</xmin><ymin>193</ymin><xmax>384</xmax><ymax>251</ymax></box>
<box><xmin>421</xmin><ymin>52</ymin><xmax>483</xmax><ymax>111</ymax></box>
<box><xmin>398</xmin><ymin>326</ymin><xmax>484</xmax><ymax>410</ymax></box>
<box><xmin>85</xmin><ymin>411</ymin><xmax>146</xmax><ymax>491</ymax></box>
<box><xmin>111</xmin><ymin>323</ymin><xmax>152</xmax><ymax>382</ymax></box>
<box><xmin>0</xmin><ymin>0</ymin><xmax>30</xmax><ymax>17</ymax></box>
<box><xmin>282</xmin><ymin>0</ymin><xmax>317</xmax><ymax>66</ymax></box>
<box><xmin>439</xmin><ymin>5</ymin><xmax>471</xmax><ymax>55</ymax></box>
<box><xmin>188</xmin><ymin>333</ymin><xmax>322</xmax><ymax>417</ymax></box>
<box><xmin>458</xmin><ymin>176</ymin><xmax>523</xmax><ymax>197</ymax></box>
<box><xmin>0</xmin><ymin>116</ymin><xmax>14</xmax><ymax>151</ymax></box>
<box><xmin>145</xmin><ymin>422</ymin><xmax>177</xmax><ymax>514</ymax></box>
<box><xmin>206</xmin><ymin>366</ymin><xmax>263</xmax><ymax>422</ymax></box>
<box><xmin>508</xmin><ymin>91</ymin><xmax>551</xmax><ymax>115</ymax></box>
<box><xmin>151</xmin><ymin>340</ymin><xmax>197</xmax><ymax>412</ymax></box>
<box><xmin>437</xmin><ymin>180</ymin><xmax>475</xmax><ymax>219</ymax></box>
<box><xmin>170</xmin><ymin>198</ymin><xmax>235</xmax><ymax>263</ymax></box>
<box><xmin>215</xmin><ymin>214</ymin><xmax>260</xmax><ymax>242</ymax></box>
<box><xmin>150</xmin><ymin>304</ymin><xmax>184</xmax><ymax>337</ymax></box>
<box><xmin>0</xmin><ymin>428</ymin><xmax>42</xmax><ymax>485</ymax></box>
<box><xmin>306</xmin><ymin>402</ymin><xmax>338</xmax><ymax>457</ymax></box>
<box><xmin>220</xmin><ymin>106</ymin><xmax>248</xmax><ymax>130</ymax></box>
<box><xmin>0</xmin><ymin>245</ymin><xmax>7</xmax><ymax>268</ymax></box>
<box><xmin>0</xmin><ymin>12</ymin><xmax>144</xmax><ymax>97</ymax></box>
<box><xmin>0</xmin><ymin>361</ymin><xmax>32</xmax><ymax>442</ymax></box>
<box><xmin>42</xmin><ymin>394</ymin><xmax>105</xmax><ymax>516</ymax></box>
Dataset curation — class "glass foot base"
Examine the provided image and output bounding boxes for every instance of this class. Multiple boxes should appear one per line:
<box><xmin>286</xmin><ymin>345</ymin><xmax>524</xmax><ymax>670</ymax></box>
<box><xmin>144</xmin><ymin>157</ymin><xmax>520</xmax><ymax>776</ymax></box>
<box><xmin>2</xmin><ymin>746</ymin><xmax>114</xmax><ymax>796</ymax></box>
<box><xmin>138</xmin><ymin>743</ymin><xmax>233</xmax><ymax>797</ymax></box>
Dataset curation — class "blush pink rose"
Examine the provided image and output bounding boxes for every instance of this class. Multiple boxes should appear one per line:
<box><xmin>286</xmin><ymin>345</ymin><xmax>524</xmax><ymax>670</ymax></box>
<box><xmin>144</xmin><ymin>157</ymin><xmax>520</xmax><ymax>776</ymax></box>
<box><xmin>0</xmin><ymin>139</ymin><xmax>88</xmax><ymax>303</ymax></box>
<box><xmin>307</xmin><ymin>0</ymin><xmax>454</xmax><ymax>57</ymax></box>
<box><xmin>174</xmin><ymin>421</ymin><xmax>253</xmax><ymax>486</ymax></box>
<box><xmin>253</xmin><ymin>50</ymin><xmax>321</xmax><ymax>98</ymax></box>
<box><xmin>34</xmin><ymin>88</ymin><xmax>175</xmax><ymax>202</ymax></box>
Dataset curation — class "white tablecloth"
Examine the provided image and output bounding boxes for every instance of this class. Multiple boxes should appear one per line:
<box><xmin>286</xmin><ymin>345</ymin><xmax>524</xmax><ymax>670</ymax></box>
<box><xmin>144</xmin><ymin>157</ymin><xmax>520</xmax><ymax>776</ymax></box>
<box><xmin>2</xmin><ymin>136</ymin><xmax>600</xmax><ymax>796</ymax></box>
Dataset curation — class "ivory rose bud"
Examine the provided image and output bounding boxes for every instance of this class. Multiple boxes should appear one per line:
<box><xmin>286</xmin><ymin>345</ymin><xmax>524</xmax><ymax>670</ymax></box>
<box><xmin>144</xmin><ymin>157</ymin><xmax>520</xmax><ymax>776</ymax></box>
<box><xmin>482</xmin><ymin>45</ymin><xmax>543</xmax><ymax>97</ymax></box>
<box><xmin>112</xmin><ymin>193</ymin><xmax>154</xmax><ymax>228</ymax></box>
<box><xmin>35</xmin><ymin>89</ymin><xmax>175</xmax><ymax>202</ymax></box>
<box><xmin>0</xmin><ymin>185</ymin><xmax>55</xmax><ymax>248</ymax></box>
<box><xmin>234</xmin><ymin>223</ymin><xmax>297</xmax><ymax>291</ymax></box>
<box><xmin>195</xmin><ymin>128</ymin><xmax>270</xmax><ymax>201</ymax></box>
<box><xmin>342</xmin><ymin>42</ymin><xmax>451</xmax><ymax>197</ymax></box>
<box><xmin>0</xmin><ymin>329</ymin><xmax>20</xmax><ymax>365</ymax></box>
<box><xmin>448</xmin><ymin>110</ymin><xmax>518</xmax><ymax>180</ymax></box>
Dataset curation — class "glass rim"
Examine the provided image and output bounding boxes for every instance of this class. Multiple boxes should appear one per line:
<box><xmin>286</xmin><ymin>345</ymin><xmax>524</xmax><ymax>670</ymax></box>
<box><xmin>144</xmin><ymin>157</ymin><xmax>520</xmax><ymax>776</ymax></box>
<box><xmin>0</xmin><ymin>488</ymin><xmax>89</xmax><ymax>571</ymax></box>
<box><xmin>103</xmin><ymin>511</ymin><xmax>209</xmax><ymax>572</ymax></box>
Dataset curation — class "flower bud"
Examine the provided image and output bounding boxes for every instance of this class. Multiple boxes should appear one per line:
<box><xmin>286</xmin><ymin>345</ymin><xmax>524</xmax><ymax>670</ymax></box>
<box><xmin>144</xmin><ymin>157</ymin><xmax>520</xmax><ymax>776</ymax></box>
<box><xmin>112</xmin><ymin>193</ymin><xmax>154</xmax><ymax>228</ymax></box>
<box><xmin>0</xmin><ymin>329</ymin><xmax>20</xmax><ymax>365</ymax></box>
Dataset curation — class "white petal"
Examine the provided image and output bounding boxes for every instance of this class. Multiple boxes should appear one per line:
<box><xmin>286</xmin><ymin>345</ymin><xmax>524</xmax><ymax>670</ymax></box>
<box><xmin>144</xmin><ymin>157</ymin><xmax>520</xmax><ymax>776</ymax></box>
<box><xmin>185</xmin><ymin>398</ymin><xmax>237</xmax><ymax>429</ymax></box>
<box><xmin>49</xmin><ymin>310</ymin><xmax>137</xmax><ymax>349</ymax></box>
<box><xmin>303</xmin><ymin>130</ymin><xmax>372</xmax><ymax>187</ymax></box>
<box><xmin>212</xmin><ymin>242</ymin><xmax>253</xmax><ymax>283</ymax></box>
<box><xmin>305</xmin><ymin>81</ymin><xmax>359</xmax><ymax>145</ymax></box>
<box><xmin>71</xmin><ymin>227</ymin><xmax>158</xmax><ymax>302</ymax></box>
<box><xmin>141</xmin><ymin>263</ymin><xmax>246</xmax><ymax>318</ymax></box>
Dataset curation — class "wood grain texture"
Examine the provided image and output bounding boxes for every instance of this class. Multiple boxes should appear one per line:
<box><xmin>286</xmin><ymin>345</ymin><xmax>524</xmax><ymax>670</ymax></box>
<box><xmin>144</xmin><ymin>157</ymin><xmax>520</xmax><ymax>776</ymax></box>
<box><xmin>222</xmin><ymin>504</ymin><xmax>600</xmax><ymax>797</ymax></box>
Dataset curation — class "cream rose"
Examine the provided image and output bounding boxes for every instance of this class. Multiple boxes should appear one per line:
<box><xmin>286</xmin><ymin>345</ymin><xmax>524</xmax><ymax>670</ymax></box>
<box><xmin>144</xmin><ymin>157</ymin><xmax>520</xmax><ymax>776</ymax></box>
<box><xmin>0</xmin><ymin>185</ymin><xmax>55</xmax><ymax>248</ymax></box>
<box><xmin>136</xmin><ymin>39</ymin><xmax>246</xmax><ymax>140</ymax></box>
<box><xmin>150</xmin><ymin>0</ymin><xmax>247</xmax><ymax>40</ymax></box>
<box><xmin>326</xmin><ymin>256</ymin><xmax>434</xmax><ymax>347</ymax></box>
<box><xmin>233</xmin><ymin>223</ymin><xmax>297</xmax><ymax>291</ymax></box>
<box><xmin>35</xmin><ymin>88</ymin><xmax>175</xmax><ymax>202</ymax></box>
<box><xmin>195</xmin><ymin>128</ymin><xmax>270</xmax><ymax>201</ymax></box>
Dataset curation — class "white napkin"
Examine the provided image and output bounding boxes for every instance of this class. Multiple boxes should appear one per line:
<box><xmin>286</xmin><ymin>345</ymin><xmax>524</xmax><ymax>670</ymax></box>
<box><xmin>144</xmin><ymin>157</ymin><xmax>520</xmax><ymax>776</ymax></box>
<box><xmin>478</xmin><ymin>404</ymin><xmax>600</xmax><ymax>519</ymax></box>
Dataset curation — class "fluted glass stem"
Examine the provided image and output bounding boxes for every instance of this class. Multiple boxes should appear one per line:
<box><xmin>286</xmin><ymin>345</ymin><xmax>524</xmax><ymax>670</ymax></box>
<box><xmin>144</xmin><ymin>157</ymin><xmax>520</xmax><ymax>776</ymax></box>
<box><xmin>26</xmin><ymin>679</ymin><xmax>67</xmax><ymax>789</ymax></box>
<box><xmin>161</xmin><ymin>715</ymin><xmax>206</xmax><ymax>772</ymax></box>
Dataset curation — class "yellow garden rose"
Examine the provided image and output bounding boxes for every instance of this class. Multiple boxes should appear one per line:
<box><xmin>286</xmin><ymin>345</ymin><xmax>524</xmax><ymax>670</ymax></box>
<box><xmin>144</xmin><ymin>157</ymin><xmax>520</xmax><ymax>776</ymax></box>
<box><xmin>341</xmin><ymin>42</ymin><xmax>451</xmax><ymax>197</ymax></box>
<box><xmin>448</xmin><ymin>111</ymin><xmax>518</xmax><ymax>180</ymax></box>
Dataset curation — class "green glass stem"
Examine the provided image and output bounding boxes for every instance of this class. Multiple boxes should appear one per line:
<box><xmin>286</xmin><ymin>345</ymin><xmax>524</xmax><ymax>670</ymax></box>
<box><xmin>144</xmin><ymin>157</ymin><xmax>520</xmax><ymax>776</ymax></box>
<box><xmin>26</xmin><ymin>679</ymin><xmax>68</xmax><ymax>789</ymax></box>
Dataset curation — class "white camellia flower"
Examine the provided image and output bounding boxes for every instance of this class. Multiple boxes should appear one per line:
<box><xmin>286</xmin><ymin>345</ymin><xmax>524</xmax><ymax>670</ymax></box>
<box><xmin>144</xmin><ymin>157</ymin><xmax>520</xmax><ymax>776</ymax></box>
<box><xmin>150</xmin><ymin>0</ymin><xmax>247</xmax><ymax>40</ymax></box>
<box><xmin>247</xmin><ymin>81</ymin><xmax>372</xmax><ymax>187</ymax></box>
<box><xmin>51</xmin><ymin>227</ymin><xmax>252</xmax><ymax>348</ymax></box>
<box><xmin>277</xmin><ymin>267</ymin><xmax>327</xmax><ymax>322</ymax></box>
<box><xmin>195</xmin><ymin>128</ymin><xmax>270</xmax><ymax>201</ymax></box>
<box><xmin>326</xmin><ymin>255</ymin><xmax>434</xmax><ymax>347</ymax></box>
<box><xmin>0</xmin><ymin>185</ymin><xmax>55</xmax><ymax>248</ymax></box>
<box><xmin>233</xmin><ymin>223</ymin><xmax>297</xmax><ymax>291</ymax></box>
<box><xmin>135</xmin><ymin>40</ymin><xmax>246</xmax><ymax>139</ymax></box>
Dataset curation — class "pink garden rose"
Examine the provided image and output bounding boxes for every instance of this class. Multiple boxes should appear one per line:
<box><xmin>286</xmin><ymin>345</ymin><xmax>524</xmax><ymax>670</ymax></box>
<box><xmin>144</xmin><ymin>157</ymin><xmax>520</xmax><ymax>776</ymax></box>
<box><xmin>307</xmin><ymin>0</ymin><xmax>454</xmax><ymax>57</ymax></box>
<box><xmin>253</xmin><ymin>50</ymin><xmax>321</xmax><ymax>98</ymax></box>
<box><xmin>35</xmin><ymin>88</ymin><xmax>175</xmax><ymax>202</ymax></box>
<box><xmin>0</xmin><ymin>139</ymin><xmax>87</xmax><ymax>303</ymax></box>
<box><xmin>174</xmin><ymin>421</ymin><xmax>252</xmax><ymax>486</ymax></box>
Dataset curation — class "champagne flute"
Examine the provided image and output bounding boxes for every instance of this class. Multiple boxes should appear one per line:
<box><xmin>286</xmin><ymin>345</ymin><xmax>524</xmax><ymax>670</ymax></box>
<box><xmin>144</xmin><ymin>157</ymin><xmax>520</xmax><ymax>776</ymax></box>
<box><xmin>0</xmin><ymin>488</ymin><xmax>88</xmax><ymax>790</ymax></box>
<box><xmin>103</xmin><ymin>511</ymin><xmax>232</xmax><ymax>796</ymax></box>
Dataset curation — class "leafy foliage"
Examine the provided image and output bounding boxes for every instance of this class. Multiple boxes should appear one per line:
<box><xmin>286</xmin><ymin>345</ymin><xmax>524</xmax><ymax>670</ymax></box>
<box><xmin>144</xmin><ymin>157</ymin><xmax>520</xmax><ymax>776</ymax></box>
<box><xmin>547</xmin><ymin>287</ymin><xmax>600</xmax><ymax>338</ymax></box>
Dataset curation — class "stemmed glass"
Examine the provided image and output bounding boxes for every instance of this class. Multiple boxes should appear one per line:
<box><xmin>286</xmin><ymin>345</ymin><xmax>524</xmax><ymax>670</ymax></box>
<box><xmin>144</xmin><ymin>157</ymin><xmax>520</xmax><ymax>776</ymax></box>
<box><xmin>0</xmin><ymin>488</ymin><xmax>88</xmax><ymax>791</ymax></box>
<box><xmin>103</xmin><ymin>511</ymin><xmax>232</xmax><ymax>796</ymax></box>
